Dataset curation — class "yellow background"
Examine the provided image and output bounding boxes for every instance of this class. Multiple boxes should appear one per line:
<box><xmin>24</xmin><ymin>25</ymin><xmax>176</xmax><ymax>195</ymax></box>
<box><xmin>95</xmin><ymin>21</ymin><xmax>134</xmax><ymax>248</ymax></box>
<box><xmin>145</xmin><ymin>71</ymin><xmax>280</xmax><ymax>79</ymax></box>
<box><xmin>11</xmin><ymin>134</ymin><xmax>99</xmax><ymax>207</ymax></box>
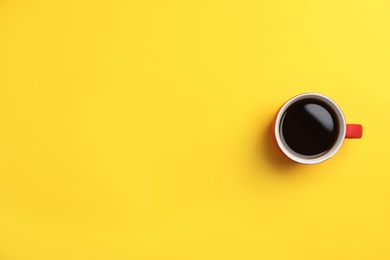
<box><xmin>0</xmin><ymin>0</ymin><xmax>389</xmax><ymax>259</ymax></box>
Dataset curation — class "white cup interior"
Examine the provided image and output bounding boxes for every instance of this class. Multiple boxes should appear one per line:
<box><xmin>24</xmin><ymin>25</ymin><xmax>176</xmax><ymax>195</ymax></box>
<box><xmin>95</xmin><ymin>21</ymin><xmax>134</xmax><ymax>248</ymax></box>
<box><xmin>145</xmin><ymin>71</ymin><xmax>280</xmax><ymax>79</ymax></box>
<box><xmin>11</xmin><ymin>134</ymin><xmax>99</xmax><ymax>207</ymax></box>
<box><xmin>274</xmin><ymin>93</ymin><xmax>346</xmax><ymax>164</ymax></box>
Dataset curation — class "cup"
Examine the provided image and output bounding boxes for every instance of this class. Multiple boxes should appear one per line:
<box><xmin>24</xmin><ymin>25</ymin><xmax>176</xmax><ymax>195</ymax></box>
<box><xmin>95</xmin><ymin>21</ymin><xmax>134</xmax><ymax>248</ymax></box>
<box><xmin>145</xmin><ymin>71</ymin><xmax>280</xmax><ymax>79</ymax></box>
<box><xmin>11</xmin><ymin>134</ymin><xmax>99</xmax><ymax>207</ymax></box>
<box><xmin>273</xmin><ymin>93</ymin><xmax>362</xmax><ymax>164</ymax></box>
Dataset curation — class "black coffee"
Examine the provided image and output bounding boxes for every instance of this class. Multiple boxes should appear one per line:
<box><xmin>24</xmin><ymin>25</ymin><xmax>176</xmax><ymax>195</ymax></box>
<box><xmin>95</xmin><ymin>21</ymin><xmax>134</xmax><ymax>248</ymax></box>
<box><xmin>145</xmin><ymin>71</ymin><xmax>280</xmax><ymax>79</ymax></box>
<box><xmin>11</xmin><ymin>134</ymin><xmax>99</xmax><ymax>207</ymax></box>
<box><xmin>280</xmin><ymin>98</ymin><xmax>339</xmax><ymax>157</ymax></box>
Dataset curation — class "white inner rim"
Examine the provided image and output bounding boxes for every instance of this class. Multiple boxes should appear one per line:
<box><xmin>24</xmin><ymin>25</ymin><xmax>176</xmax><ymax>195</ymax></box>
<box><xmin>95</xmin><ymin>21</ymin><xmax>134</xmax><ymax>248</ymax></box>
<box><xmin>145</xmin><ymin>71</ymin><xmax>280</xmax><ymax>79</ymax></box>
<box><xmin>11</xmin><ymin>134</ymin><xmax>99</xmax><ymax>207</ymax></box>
<box><xmin>274</xmin><ymin>93</ymin><xmax>346</xmax><ymax>164</ymax></box>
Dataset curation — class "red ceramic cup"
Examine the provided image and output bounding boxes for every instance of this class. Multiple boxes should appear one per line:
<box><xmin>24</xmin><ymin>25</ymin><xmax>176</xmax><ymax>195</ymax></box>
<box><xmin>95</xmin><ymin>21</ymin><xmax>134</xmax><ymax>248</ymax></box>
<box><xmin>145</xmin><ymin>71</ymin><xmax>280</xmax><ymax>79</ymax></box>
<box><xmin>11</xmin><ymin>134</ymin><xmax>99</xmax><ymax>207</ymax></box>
<box><xmin>273</xmin><ymin>93</ymin><xmax>362</xmax><ymax>164</ymax></box>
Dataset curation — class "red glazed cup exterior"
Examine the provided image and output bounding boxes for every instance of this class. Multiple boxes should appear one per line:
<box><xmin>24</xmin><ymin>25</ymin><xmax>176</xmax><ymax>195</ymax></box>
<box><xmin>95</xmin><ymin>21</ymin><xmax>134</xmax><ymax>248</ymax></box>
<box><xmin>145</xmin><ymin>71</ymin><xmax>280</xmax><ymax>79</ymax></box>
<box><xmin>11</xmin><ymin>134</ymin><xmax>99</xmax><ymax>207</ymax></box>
<box><xmin>273</xmin><ymin>93</ymin><xmax>362</xmax><ymax>164</ymax></box>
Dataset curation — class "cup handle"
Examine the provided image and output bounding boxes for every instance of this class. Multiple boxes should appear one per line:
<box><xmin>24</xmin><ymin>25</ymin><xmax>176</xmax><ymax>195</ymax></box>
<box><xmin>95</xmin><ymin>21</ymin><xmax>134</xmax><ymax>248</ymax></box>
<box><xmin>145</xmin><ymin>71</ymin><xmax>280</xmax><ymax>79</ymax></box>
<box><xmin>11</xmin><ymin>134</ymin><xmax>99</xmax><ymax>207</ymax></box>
<box><xmin>345</xmin><ymin>124</ymin><xmax>363</xmax><ymax>138</ymax></box>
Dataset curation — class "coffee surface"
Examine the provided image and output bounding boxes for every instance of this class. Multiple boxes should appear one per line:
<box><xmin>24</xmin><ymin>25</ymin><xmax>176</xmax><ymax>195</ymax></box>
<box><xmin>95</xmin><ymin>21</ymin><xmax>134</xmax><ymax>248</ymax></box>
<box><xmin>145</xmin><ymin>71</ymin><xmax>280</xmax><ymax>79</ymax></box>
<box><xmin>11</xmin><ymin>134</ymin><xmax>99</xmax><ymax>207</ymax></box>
<box><xmin>280</xmin><ymin>99</ymin><xmax>339</xmax><ymax>157</ymax></box>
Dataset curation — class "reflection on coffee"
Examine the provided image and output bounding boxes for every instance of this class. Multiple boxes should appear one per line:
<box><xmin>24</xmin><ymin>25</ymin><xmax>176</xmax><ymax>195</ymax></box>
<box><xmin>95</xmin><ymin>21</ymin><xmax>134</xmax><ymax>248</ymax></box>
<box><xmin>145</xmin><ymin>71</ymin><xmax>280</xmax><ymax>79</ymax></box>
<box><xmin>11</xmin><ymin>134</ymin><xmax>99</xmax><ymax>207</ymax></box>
<box><xmin>280</xmin><ymin>98</ymin><xmax>339</xmax><ymax>157</ymax></box>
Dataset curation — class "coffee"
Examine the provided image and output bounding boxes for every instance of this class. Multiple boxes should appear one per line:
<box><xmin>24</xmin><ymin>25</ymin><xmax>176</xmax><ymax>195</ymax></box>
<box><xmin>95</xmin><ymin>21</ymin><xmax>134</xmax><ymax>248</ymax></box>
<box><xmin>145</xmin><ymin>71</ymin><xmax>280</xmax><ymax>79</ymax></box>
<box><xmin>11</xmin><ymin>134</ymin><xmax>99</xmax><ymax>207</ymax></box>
<box><xmin>280</xmin><ymin>98</ymin><xmax>339</xmax><ymax>157</ymax></box>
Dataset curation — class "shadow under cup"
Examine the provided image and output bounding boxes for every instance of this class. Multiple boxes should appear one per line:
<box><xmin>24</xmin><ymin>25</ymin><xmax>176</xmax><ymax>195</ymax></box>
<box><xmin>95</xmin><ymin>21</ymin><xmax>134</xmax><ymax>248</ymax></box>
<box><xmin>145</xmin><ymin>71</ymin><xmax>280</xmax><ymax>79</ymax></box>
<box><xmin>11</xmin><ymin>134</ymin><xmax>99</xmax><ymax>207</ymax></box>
<box><xmin>273</xmin><ymin>93</ymin><xmax>362</xmax><ymax>164</ymax></box>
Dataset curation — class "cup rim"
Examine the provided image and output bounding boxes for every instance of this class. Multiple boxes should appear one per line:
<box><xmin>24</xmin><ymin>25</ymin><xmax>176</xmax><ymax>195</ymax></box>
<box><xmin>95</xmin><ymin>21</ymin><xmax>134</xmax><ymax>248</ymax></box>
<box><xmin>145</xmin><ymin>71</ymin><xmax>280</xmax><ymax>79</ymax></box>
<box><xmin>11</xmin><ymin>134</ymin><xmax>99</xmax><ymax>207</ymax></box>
<box><xmin>274</xmin><ymin>93</ymin><xmax>346</xmax><ymax>164</ymax></box>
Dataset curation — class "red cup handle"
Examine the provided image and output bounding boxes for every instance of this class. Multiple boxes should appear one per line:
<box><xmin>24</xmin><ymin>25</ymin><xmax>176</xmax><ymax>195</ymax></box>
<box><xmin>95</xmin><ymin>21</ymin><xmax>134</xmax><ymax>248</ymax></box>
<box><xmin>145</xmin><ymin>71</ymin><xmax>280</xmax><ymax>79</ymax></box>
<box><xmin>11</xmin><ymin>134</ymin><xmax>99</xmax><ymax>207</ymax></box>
<box><xmin>345</xmin><ymin>124</ymin><xmax>363</xmax><ymax>138</ymax></box>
